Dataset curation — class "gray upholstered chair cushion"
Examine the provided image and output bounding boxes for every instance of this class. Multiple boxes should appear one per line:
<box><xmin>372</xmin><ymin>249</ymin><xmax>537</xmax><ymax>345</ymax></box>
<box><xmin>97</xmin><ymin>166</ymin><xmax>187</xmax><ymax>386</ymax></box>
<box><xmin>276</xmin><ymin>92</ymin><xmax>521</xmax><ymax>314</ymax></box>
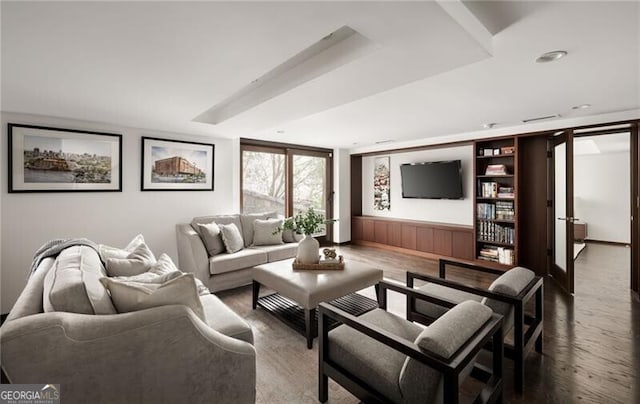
<box><xmin>328</xmin><ymin>309</ymin><xmax>423</xmax><ymax>402</ymax></box>
<box><xmin>197</xmin><ymin>222</ymin><xmax>226</xmax><ymax>256</ymax></box>
<box><xmin>219</xmin><ymin>223</ymin><xmax>245</xmax><ymax>253</ymax></box>
<box><xmin>482</xmin><ymin>266</ymin><xmax>535</xmax><ymax>332</ymax></box>
<box><xmin>240</xmin><ymin>211</ymin><xmax>277</xmax><ymax>247</ymax></box>
<box><xmin>43</xmin><ymin>246</ymin><xmax>116</xmax><ymax>315</ymax></box>
<box><xmin>399</xmin><ymin>301</ymin><xmax>492</xmax><ymax>404</ymax></box>
<box><xmin>252</xmin><ymin>218</ymin><xmax>284</xmax><ymax>246</ymax></box>
<box><xmin>415</xmin><ymin>300</ymin><xmax>492</xmax><ymax>358</ymax></box>
<box><xmin>415</xmin><ymin>282</ymin><xmax>483</xmax><ymax>319</ymax></box>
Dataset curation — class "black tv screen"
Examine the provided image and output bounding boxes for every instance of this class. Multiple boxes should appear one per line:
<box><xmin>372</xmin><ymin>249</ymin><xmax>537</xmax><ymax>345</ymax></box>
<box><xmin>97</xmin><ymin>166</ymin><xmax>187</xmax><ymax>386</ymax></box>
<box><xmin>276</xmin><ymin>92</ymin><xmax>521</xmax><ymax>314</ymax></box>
<box><xmin>400</xmin><ymin>160</ymin><xmax>463</xmax><ymax>199</ymax></box>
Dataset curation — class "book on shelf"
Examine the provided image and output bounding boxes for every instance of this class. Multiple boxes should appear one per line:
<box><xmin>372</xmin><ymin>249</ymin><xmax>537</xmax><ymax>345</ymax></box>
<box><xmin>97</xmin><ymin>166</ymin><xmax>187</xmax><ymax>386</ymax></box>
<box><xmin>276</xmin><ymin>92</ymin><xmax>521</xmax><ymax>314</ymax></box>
<box><xmin>478</xmin><ymin>246</ymin><xmax>514</xmax><ymax>265</ymax></box>
<box><xmin>497</xmin><ymin>186</ymin><xmax>514</xmax><ymax>198</ymax></box>
<box><xmin>485</xmin><ymin>164</ymin><xmax>508</xmax><ymax>175</ymax></box>
<box><xmin>477</xmin><ymin>200</ymin><xmax>514</xmax><ymax>220</ymax></box>
<box><xmin>500</xmin><ymin>146</ymin><xmax>515</xmax><ymax>155</ymax></box>
<box><xmin>477</xmin><ymin>221</ymin><xmax>515</xmax><ymax>244</ymax></box>
<box><xmin>479</xmin><ymin>182</ymin><xmax>498</xmax><ymax>198</ymax></box>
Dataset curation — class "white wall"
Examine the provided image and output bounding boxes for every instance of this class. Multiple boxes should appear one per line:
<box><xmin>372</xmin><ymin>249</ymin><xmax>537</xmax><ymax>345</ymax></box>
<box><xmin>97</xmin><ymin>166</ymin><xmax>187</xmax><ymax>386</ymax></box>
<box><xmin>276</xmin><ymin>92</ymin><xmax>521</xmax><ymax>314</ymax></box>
<box><xmin>574</xmin><ymin>151</ymin><xmax>630</xmax><ymax>243</ymax></box>
<box><xmin>333</xmin><ymin>148</ymin><xmax>351</xmax><ymax>243</ymax></box>
<box><xmin>1</xmin><ymin>112</ymin><xmax>235</xmax><ymax>313</ymax></box>
<box><xmin>361</xmin><ymin>145</ymin><xmax>473</xmax><ymax>225</ymax></box>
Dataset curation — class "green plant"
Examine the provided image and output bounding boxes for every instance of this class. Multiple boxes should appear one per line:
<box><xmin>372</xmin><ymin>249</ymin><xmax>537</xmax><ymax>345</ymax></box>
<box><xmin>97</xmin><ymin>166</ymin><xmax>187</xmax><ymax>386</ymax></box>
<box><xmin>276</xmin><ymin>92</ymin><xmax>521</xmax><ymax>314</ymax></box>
<box><xmin>275</xmin><ymin>208</ymin><xmax>336</xmax><ymax>236</ymax></box>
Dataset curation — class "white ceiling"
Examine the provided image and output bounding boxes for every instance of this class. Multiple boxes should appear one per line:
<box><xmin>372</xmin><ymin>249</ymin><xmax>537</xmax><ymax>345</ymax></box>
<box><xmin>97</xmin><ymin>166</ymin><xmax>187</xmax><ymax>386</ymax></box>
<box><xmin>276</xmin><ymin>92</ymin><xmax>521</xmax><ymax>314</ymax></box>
<box><xmin>2</xmin><ymin>1</ymin><xmax>639</xmax><ymax>150</ymax></box>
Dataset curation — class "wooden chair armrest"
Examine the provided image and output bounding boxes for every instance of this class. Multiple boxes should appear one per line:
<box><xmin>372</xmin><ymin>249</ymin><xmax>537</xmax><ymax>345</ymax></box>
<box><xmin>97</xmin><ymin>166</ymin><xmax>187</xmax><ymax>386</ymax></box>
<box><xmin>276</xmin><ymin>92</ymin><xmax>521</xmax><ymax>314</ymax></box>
<box><xmin>405</xmin><ymin>273</ymin><xmax>519</xmax><ymax>304</ymax></box>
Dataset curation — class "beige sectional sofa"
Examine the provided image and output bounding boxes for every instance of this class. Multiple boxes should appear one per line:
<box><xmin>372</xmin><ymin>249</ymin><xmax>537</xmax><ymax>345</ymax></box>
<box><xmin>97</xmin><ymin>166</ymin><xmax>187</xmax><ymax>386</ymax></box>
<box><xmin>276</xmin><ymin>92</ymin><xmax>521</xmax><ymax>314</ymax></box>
<box><xmin>176</xmin><ymin>212</ymin><xmax>299</xmax><ymax>292</ymax></box>
<box><xmin>0</xmin><ymin>245</ymin><xmax>256</xmax><ymax>403</ymax></box>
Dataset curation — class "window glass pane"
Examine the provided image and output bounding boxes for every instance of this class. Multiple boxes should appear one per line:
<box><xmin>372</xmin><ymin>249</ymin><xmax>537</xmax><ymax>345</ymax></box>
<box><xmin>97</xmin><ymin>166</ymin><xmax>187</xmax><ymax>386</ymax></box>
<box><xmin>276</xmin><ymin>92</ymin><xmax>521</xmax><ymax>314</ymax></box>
<box><xmin>293</xmin><ymin>155</ymin><xmax>326</xmax><ymax>235</ymax></box>
<box><xmin>242</xmin><ymin>150</ymin><xmax>285</xmax><ymax>216</ymax></box>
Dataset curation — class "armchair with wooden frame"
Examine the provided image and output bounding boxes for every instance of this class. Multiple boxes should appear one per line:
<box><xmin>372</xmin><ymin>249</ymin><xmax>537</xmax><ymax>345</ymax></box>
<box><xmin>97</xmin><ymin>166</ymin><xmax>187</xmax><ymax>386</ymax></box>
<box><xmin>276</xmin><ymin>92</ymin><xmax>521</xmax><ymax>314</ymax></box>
<box><xmin>318</xmin><ymin>280</ymin><xmax>504</xmax><ymax>404</ymax></box>
<box><xmin>406</xmin><ymin>259</ymin><xmax>544</xmax><ymax>394</ymax></box>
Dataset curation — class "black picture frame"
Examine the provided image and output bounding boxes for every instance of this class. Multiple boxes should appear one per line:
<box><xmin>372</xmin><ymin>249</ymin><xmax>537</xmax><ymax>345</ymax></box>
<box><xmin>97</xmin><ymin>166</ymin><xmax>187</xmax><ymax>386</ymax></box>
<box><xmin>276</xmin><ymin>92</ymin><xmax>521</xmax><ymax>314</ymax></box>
<box><xmin>8</xmin><ymin>123</ymin><xmax>123</xmax><ymax>193</ymax></box>
<box><xmin>141</xmin><ymin>136</ymin><xmax>215</xmax><ymax>191</ymax></box>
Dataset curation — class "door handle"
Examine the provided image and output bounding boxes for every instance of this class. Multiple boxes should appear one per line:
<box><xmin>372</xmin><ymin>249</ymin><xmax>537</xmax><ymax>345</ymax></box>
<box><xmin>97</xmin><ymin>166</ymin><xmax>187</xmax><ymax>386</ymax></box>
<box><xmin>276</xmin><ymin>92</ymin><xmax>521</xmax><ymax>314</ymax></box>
<box><xmin>557</xmin><ymin>217</ymin><xmax>567</xmax><ymax>221</ymax></box>
<box><xmin>573</xmin><ymin>218</ymin><xmax>580</xmax><ymax>222</ymax></box>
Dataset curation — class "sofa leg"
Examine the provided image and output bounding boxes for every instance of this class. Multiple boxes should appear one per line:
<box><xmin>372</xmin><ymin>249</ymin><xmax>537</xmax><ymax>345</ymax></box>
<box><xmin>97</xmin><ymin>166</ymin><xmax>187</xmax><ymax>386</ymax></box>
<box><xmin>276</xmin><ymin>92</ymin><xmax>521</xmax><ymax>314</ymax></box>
<box><xmin>252</xmin><ymin>281</ymin><xmax>260</xmax><ymax>310</ymax></box>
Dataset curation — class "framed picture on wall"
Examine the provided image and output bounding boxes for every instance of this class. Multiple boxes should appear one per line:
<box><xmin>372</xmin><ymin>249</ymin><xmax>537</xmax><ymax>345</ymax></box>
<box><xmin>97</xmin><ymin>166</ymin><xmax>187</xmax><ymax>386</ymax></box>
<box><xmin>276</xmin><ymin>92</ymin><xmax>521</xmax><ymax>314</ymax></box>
<box><xmin>141</xmin><ymin>137</ymin><xmax>215</xmax><ymax>191</ymax></box>
<box><xmin>8</xmin><ymin>123</ymin><xmax>122</xmax><ymax>193</ymax></box>
<box><xmin>373</xmin><ymin>156</ymin><xmax>391</xmax><ymax>210</ymax></box>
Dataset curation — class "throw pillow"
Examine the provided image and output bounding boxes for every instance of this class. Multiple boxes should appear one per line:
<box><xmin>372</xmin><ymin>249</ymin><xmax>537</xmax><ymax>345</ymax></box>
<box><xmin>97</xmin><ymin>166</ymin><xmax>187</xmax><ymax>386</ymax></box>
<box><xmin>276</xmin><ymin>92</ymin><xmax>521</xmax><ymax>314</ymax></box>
<box><xmin>100</xmin><ymin>273</ymin><xmax>205</xmax><ymax>321</ymax></box>
<box><xmin>105</xmin><ymin>242</ymin><xmax>156</xmax><ymax>277</ymax></box>
<box><xmin>219</xmin><ymin>223</ymin><xmax>244</xmax><ymax>253</ymax></box>
<box><xmin>253</xmin><ymin>218</ymin><xmax>285</xmax><ymax>246</ymax></box>
<box><xmin>415</xmin><ymin>300</ymin><xmax>492</xmax><ymax>359</ymax></box>
<box><xmin>112</xmin><ymin>253</ymin><xmax>210</xmax><ymax>296</ymax></box>
<box><xmin>240</xmin><ymin>211</ymin><xmax>277</xmax><ymax>247</ymax></box>
<box><xmin>98</xmin><ymin>234</ymin><xmax>146</xmax><ymax>261</ymax></box>
<box><xmin>197</xmin><ymin>222</ymin><xmax>225</xmax><ymax>256</ymax></box>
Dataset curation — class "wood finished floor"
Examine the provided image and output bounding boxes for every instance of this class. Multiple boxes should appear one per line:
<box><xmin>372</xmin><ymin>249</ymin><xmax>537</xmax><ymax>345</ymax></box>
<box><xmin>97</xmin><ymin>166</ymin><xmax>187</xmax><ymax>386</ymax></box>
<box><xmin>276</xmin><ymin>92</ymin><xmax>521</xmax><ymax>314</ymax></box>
<box><xmin>216</xmin><ymin>243</ymin><xmax>639</xmax><ymax>403</ymax></box>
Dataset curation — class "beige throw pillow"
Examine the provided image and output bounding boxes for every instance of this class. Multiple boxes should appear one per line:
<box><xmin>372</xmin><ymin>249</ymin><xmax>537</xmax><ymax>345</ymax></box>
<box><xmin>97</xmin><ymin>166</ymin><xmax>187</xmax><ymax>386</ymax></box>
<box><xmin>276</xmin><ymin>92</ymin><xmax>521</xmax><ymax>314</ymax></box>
<box><xmin>112</xmin><ymin>253</ymin><xmax>210</xmax><ymax>296</ymax></box>
<box><xmin>98</xmin><ymin>234</ymin><xmax>146</xmax><ymax>261</ymax></box>
<box><xmin>219</xmin><ymin>223</ymin><xmax>244</xmax><ymax>253</ymax></box>
<box><xmin>253</xmin><ymin>218</ymin><xmax>284</xmax><ymax>246</ymax></box>
<box><xmin>197</xmin><ymin>222</ymin><xmax>225</xmax><ymax>256</ymax></box>
<box><xmin>100</xmin><ymin>273</ymin><xmax>205</xmax><ymax>321</ymax></box>
<box><xmin>105</xmin><ymin>242</ymin><xmax>156</xmax><ymax>277</ymax></box>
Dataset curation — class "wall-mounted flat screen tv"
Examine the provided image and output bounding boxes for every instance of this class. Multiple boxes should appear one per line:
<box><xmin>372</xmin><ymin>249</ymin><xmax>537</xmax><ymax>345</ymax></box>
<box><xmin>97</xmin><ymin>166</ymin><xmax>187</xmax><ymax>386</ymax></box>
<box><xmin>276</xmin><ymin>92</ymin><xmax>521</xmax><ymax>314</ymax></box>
<box><xmin>400</xmin><ymin>160</ymin><xmax>463</xmax><ymax>199</ymax></box>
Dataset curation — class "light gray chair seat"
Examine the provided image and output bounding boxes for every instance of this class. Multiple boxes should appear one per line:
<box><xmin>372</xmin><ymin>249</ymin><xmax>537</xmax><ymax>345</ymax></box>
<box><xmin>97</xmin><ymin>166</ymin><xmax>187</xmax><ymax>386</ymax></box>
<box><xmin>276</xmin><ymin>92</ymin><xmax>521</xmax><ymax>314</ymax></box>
<box><xmin>329</xmin><ymin>309</ymin><xmax>423</xmax><ymax>402</ymax></box>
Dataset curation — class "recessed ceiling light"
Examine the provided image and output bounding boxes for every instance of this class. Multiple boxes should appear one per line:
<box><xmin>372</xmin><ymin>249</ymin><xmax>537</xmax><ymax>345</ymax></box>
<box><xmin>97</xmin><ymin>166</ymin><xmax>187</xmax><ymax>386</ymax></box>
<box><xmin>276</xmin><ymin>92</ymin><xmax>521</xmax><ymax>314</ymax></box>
<box><xmin>276</xmin><ymin>130</ymin><xmax>285</xmax><ymax>134</ymax></box>
<box><xmin>375</xmin><ymin>140</ymin><xmax>394</xmax><ymax>144</ymax></box>
<box><xmin>483</xmin><ymin>123</ymin><xmax>496</xmax><ymax>129</ymax></box>
<box><xmin>536</xmin><ymin>50</ymin><xmax>568</xmax><ymax>63</ymax></box>
<box><xmin>572</xmin><ymin>104</ymin><xmax>591</xmax><ymax>110</ymax></box>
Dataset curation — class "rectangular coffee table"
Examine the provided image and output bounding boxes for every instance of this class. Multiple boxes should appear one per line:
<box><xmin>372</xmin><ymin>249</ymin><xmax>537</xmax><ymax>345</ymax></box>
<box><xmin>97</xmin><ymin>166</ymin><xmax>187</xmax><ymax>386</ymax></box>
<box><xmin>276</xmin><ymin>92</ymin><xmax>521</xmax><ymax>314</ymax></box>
<box><xmin>252</xmin><ymin>259</ymin><xmax>383</xmax><ymax>348</ymax></box>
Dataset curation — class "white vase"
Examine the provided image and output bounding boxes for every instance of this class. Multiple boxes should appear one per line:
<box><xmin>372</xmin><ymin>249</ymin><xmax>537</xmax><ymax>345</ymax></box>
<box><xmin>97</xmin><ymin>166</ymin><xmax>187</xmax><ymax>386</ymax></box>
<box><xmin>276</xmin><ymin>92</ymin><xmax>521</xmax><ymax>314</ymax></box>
<box><xmin>297</xmin><ymin>234</ymin><xmax>320</xmax><ymax>264</ymax></box>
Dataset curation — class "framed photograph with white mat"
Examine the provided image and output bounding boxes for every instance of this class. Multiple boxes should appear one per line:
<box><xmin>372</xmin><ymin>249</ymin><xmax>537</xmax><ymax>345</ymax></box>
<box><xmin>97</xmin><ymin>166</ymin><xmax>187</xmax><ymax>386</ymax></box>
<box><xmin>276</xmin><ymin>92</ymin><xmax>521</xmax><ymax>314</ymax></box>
<box><xmin>141</xmin><ymin>137</ymin><xmax>215</xmax><ymax>191</ymax></box>
<box><xmin>8</xmin><ymin>123</ymin><xmax>122</xmax><ymax>193</ymax></box>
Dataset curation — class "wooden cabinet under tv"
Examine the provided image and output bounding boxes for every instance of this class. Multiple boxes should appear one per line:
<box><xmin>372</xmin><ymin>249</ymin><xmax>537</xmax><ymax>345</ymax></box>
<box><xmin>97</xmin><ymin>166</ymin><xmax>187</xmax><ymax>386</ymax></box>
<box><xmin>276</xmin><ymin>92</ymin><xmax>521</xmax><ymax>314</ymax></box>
<box><xmin>474</xmin><ymin>138</ymin><xmax>518</xmax><ymax>266</ymax></box>
<box><xmin>351</xmin><ymin>216</ymin><xmax>475</xmax><ymax>262</ymax></box>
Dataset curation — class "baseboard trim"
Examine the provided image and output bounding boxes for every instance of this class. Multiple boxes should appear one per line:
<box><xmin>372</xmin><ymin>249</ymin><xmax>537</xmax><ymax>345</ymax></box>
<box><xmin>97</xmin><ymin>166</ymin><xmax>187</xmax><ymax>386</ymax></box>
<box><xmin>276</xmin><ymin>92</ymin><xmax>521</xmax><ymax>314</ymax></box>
<box><xmin>585</xmin><ymin>239</ymin><xmax>630</xmax><ymax>247</ymax></box>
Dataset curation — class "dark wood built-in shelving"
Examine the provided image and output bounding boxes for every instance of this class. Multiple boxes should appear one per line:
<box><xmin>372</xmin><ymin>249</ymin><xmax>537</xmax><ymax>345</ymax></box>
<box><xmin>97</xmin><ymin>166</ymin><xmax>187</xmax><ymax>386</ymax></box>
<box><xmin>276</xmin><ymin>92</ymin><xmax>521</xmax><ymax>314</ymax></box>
<box><xmin>474</xmin><ymin>138</ymin><xmax>518</xmax><ymax>266</ymax></box>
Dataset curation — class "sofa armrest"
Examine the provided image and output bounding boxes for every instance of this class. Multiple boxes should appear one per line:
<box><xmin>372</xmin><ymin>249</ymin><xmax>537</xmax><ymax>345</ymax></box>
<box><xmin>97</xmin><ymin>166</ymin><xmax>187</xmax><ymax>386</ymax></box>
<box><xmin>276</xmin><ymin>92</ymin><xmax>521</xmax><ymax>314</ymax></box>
<box><xmin>1</xmin><ymin>305</ymin><xmax>256</xmax><ymax>404</ymax></box>
<box><xmin>176</xmin><ymin>223</ymin><xmax>210</xmax><ymax>285</ymax></box>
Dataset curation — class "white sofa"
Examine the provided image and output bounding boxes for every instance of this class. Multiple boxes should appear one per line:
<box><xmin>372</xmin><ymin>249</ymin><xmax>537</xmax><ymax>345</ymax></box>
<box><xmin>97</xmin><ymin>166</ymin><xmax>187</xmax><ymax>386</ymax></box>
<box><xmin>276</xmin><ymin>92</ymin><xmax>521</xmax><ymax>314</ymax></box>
<box><xmin>0</xmin><ymin>245</ymin><xmax>256</xmax><ymax>403</ymax></box>
<box><xmin>176</xmin><ymin>212</ymin><xmax>299</xmax><ymax>292</ymax></box>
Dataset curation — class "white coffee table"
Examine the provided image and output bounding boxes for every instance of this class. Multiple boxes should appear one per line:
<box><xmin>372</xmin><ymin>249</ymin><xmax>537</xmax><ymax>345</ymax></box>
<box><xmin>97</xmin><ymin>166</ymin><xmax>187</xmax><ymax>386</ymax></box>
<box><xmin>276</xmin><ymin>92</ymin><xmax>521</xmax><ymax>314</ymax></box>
<box><xmin>252</xmin><ymin>259</ymin><xmax>383</xmax><ymax>348</ymax></box>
